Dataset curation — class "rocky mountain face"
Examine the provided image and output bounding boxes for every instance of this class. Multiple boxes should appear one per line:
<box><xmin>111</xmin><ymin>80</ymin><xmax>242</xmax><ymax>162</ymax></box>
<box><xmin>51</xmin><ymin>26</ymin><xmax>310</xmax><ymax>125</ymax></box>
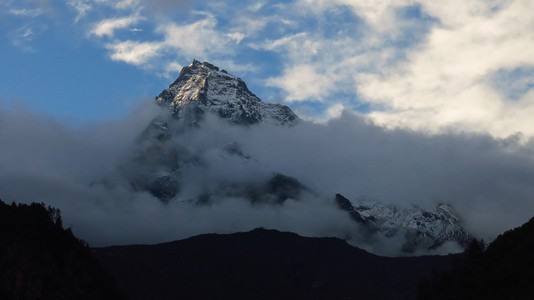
<box><xmin>155</xmin><ymin>60</ymin><xmax>298</xmax><ymax>126</ymax></box>
<box><xmin>122</xmin><ymin>60</ymin><xmax>473</xmax><ymax>255</ymax></box>
<box><xmin>125</xmin><ymin>60</ymin><xmax>303</xmax><ymax>202</ymax></box>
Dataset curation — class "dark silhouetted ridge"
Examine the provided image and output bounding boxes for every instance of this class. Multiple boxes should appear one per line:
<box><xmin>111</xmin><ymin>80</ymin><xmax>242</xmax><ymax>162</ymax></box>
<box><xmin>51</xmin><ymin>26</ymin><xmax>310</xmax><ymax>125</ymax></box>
<box><xmin>417</xmin><ymin>216</ymin><xmax>534</xmax><ymax>299</ymax></box>
<box><xmin>94</xmin><ymin>228</ymin><xmax>453</xmax><ymax>300</ymax></box>
<box><xmin>0</xmin><ymin>199</ymin><xmax>122</xmax><ymax>300</ymax></box>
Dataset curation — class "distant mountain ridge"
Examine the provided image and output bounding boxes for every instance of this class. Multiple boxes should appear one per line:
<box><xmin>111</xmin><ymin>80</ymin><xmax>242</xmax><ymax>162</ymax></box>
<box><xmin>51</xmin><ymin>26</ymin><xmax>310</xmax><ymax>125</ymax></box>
<box><xmin>336</xmin><ymin>194</ymin><xmax>472</xmax><ymax>253</ymax></box>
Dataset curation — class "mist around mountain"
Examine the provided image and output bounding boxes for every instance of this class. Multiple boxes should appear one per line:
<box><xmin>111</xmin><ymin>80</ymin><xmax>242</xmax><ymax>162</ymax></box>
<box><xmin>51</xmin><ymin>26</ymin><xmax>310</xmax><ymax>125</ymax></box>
<box><xmin>1</xmin><ymin>61</ymin><xmax>534</xmax><ymax>256</ymax></box>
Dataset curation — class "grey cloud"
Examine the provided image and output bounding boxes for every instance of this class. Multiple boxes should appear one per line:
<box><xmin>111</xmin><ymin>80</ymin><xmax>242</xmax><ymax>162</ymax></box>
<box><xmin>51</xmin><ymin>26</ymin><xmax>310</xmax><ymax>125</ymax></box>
<box><xmin>185</xmin><ymin>113</ymin><xmax>534</xmax><ymax>242</ymax></box>
<box><xmin>1</xmin><ymin>104</ymin><xmax>534</xmax><ymax>255</ymax></box>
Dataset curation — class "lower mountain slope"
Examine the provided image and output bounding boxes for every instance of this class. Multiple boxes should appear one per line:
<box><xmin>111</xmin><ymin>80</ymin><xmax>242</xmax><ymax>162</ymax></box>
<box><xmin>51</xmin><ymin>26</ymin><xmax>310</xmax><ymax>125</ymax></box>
<box><xmin>0</xmin><ymin>199</ymin><xmax>122</xmax><ymax>300</ymax></box>
<box><xmin>94</xmin><ymin>228</ymin><xmax>454</xmax><ymax>300</ymax></box>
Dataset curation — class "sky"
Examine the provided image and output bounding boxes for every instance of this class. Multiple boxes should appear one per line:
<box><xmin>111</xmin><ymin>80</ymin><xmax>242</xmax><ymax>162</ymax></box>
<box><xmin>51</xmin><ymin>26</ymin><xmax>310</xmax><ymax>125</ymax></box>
<box><xmin>1</xmin><ymin>0</ymin><xmax>534</xmax><ymax>255</ymax></box>
<box><xmin>1</xmin><ymin>0</ymin><xmax>533</xmax><ymax>137</ymax></box>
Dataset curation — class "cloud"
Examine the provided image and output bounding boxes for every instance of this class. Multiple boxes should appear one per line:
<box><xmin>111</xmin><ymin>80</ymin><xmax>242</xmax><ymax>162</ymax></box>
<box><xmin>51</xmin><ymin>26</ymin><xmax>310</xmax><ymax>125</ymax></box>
<box><xmin>0</xmin><ymin>104</ymin><xmax>358</xmax><ymax>248</ymax></box>
<box><xmin>7</xmin><ymin>0</ymin><xmax>530</xmax><ymax>139</ymax></box>
<box><xmin>357</xmin><ymin>0</ymin><xmax>534</xmax><ymax>138</ymax></box>
<box><xmin>114</xmin><ymin>0</ymin><xmax>139</xmax><ymax>10</ymax></box>
<box><xmin>266</xmin><ymin>64</ymin><xmax>333</xmax><ymax>102</ymax></box>
<box><xmin>4</xmin><ymin>0</ymin><xmax>534</xmax><ymax>254</ymax></box>
<box><xmin>8</xmin><ymin>23</ymin><xmax>48</xmax><ymax>52</ymax></box>
<box><xmin>235</xmin><ymin>0</ymin><xmax>531</xmax><ymax>138</ymax></box>
<box><xmin>296</xmin><ymin>0</ymin><xmax>411</xmax><ymax>32</ymax></box>
<box><xmin>261</xmin><ymin>0</ymin><xmax>534</xmax><ymax>137</ymax></box>
<box><xmin>227</xmin><ymin>32</ymin><xmax>245</xmax><ymax>44</ymax></box>
<box><xmin>90</xmin><ymin>15</ymin><xmax>142</xmax><ymax>37</ymax></box>
<box><xmin>8</xmin><ymin>8</ymin><xmax>45</xmax><ymax>17</ymax></box>
<box><xmin>66</xmin><ymin>0</ymin><xmax>92</xmax><ymax>22</ymax></box>
<box><xmin>156</xmin><ymin>14</ymin><xmax>226</xmax><ymax>58</ymax></box>
<box><xmin>1</xmin><ymin>1</ymin><xmax>54</xmax><ymax>51</ymax></box>
<box><xmin>102</xmin><ymin>13</ymin><xmax>240</xmax><ymax>71</ymax></box>
<box><xmin>2</xmin><ymin>100</ymin><xmax>534</xmax><ymax>256</ymax></box>
<box><xmin>106</xmin><ymin>40</ymin><xmax>162</xmax><ymax>65</ymax></box>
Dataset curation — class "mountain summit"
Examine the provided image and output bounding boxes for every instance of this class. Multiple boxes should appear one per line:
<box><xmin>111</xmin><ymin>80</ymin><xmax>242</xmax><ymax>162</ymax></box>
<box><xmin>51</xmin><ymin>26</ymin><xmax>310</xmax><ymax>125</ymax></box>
<box><xmin>155</xmin><ymin>60</ymin><xmax>298</xmax><ymax>126</ymax></box>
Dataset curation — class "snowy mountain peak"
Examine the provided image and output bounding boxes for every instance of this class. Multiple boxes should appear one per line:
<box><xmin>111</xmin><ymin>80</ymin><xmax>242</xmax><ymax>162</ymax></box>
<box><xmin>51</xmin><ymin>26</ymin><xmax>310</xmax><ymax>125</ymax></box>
<box><xmin>155</xmin><ymin>60</ymin><xmax>298</xmax><ymax>126</ymax></box>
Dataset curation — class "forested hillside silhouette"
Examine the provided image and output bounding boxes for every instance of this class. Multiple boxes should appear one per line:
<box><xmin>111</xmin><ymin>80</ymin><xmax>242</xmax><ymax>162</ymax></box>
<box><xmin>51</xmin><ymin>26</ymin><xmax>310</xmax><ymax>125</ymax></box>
<box><xmin>418</xmin><ymin>216</ymin><xmax>534</xmax><ymax>299</ymax></box>
<box><xmin>0</xmin><ymin>199</ymin><xmax>122</xmax><ymax>300</ymax></box>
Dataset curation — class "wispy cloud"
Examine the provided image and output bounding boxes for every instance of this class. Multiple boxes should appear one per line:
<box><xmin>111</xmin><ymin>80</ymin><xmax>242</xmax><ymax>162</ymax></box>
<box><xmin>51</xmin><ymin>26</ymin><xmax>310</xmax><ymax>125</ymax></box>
<box><xmin>90</xmin><ymin>15</ymin><xmax>142</xmax><ymax>37</ymax></box>
<box><xmin>101</xmin><ymin>13</ymin><xmax>240</xmax><ymax>71</ymax></box>
<box><xmin>115</xmin><ymin>0</ymin><xmax>139</xmax><ymax>10</ymax></box>
<box><xmin>106</xmin><ymin>40</ymin><xmax>162</xmax><ymax>65</ymax></box>
<box><xmin>66</xmin><ymin>0</ymin><xmax>92</xmax><ymax>22</ymax></box>
<box><xmin>9</xmin><ymin>8</ymin><xmax>45</xmax><ymax>17</ymax></box>
<box><xmin>9</xmin><ymin>23</ymin><xmax>49</xmax><ymax>52</ymax></box>
<box><xmin>157</xmin><ymin>14</ymin><xmax>231</xmax><ymax>58</ymax></box>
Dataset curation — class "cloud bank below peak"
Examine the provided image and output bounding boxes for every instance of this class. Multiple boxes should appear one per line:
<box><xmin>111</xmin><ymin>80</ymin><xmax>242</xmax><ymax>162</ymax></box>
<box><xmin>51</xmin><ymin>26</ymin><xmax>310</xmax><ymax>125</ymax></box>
<box><xmin>1</xmin><ymin>101</ymin><xmax>534</xmax><ymax>253</ymax></box>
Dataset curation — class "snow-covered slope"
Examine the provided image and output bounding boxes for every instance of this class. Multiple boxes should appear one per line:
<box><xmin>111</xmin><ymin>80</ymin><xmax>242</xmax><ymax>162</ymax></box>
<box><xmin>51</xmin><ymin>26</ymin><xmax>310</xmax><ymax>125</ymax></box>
<box><xmin>156</xmin><ymin>60</ymin><xmax>298</xmax><ymax>126</ymax></box>
<box><xmin>336</xmin><ymin>194</ymin><xmax>472</xmax><ymax>253</ymax></box>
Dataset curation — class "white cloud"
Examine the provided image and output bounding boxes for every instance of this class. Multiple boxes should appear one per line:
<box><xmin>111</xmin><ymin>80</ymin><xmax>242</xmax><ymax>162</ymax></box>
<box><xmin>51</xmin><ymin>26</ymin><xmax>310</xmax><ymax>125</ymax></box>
<box><xmin>106</xmin><ymin>40</ymin><xmax>162</xmax><ymax>65</ymax></box>
<box><xmin>115</xmin><ymin>0</ymin><xmax>139</xmax><ymax>9</ymax></box>
<box><xmin>90</xmin><ymin>15</ymin><xmax>142</xmax><ymax>37</ymax></box>
<box><xmin>247</xmin><ymin>1</ymin><xmax>266</xmax><ymax>13</ymax></box>
<box><xmin>257</xmin><ymin>0</ymin><xmax>534</xmax><ymax>137</ymax></box>
<box><xmin>9</xmin><ymin>8</ymin><xmax>45</xmax><ymax>17</ymax></box>
<box><xmin>252</xmin><ymin>32</ymin><xmax>307</xmax><ymax>52</ymax></box>
<box><xmin>326</xmin><ymin>103</ymin><xmax>345</xmax><ymax>119</ymax></box>
<box><xmin>163</xmin><ymin>61</ymin><xmax>183</xmax><ymax>79</ymax></box>
<box><xmin>100</xmin><ymin>12</ymin><xmax>239</xmax><ymax>71</ymax></box>
<box><xmin>157</xmin><ymin>14</ymin><xmax>230</xmax><ymax>58</ymax></box>
<box><xmin>9</xmin><ymin>23</ymin><xmax>49</xmax><ymax>52</ymax></box>
<box><xmin>267</xmin><ymin>64</ymin><xmax>333</xmax><ymax>102</ymax></box>
<box><xmin>258</xmin><ymin>30</ymin><xmax>393</xmax><ymax>104</ymax></box>
<box><xmin>227</xmin><ymin>32</ymin><xmax>245</xmax><ymax>44</ymax></box>
<box><xmin>357</xmin><ymin>0</ymin><xmax>534</xmax><ymax>137</ymax></box>
<box><xmin>233</xmin><ymin>15</ymin><xmax>269</xmax><ymax>37</ymax></box>
<box><xmin>19</xmin><ymin>26</ymin><xmax>34</xmax><ymax>39</ymax></box>
<box><xmin>296</xmin><ymin>0</ymin><xmax>416</xmax><ymax>35</ymax></box>
<box><xmin>66</xmin><ymin>0</ymin><xmax>92</xmax><ymax>22</ymax></box>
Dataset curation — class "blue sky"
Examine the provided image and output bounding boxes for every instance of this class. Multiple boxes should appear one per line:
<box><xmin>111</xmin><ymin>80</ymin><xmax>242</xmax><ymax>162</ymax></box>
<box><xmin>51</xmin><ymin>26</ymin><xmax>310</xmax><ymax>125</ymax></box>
<box><xmin>1</xmin><ymin>0</ymin><xmax>533</xmax><ymax>137</ymax></box>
